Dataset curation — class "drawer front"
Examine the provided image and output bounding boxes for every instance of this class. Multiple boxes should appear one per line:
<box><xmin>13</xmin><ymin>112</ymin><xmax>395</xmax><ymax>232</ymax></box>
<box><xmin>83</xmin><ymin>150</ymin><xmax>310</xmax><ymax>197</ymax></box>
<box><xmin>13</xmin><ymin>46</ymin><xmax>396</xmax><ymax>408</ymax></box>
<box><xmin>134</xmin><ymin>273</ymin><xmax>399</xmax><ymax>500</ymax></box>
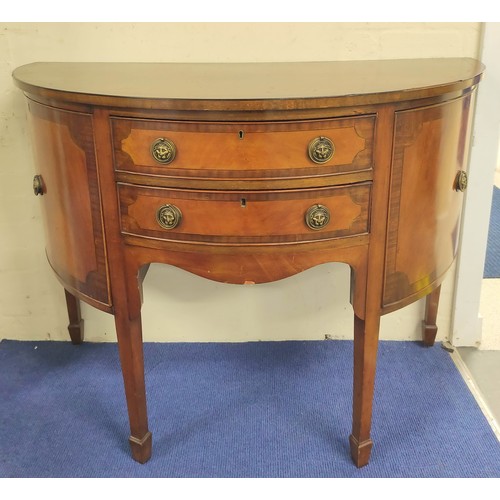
<box><xmin>112</xmin><ymin>117</ymin><xmax>375</xmax><ymax>181</ymax></box>
<box><xmin>118</xmin><ymin>183</ymin><xmax>371</xmax><ymax>245</ymax></box>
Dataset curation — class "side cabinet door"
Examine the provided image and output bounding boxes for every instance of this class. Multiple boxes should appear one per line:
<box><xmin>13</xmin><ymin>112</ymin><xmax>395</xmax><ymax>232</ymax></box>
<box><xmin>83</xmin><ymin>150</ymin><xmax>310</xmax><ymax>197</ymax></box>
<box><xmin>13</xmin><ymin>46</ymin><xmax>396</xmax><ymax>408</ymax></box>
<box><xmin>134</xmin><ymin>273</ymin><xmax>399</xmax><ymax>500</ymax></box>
<box><xmin>383</xmin><ymin>93</ymin><xmax>475</xmax><ymax>309</ymax></box>
<box><xmin>27</xmin><ymin>100</ymin><xmax>110</xmax><ymax>308</ymax></box>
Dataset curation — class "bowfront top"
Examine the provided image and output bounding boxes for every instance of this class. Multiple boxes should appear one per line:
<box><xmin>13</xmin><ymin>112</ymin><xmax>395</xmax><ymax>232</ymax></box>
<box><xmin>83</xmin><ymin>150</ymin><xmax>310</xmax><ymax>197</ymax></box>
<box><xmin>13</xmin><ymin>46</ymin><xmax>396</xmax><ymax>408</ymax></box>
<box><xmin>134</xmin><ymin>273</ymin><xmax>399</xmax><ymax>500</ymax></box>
<box><xmin>13</xmin><ymin>59</ymin><xmax>484</xmax><ymax>110</ymax></box>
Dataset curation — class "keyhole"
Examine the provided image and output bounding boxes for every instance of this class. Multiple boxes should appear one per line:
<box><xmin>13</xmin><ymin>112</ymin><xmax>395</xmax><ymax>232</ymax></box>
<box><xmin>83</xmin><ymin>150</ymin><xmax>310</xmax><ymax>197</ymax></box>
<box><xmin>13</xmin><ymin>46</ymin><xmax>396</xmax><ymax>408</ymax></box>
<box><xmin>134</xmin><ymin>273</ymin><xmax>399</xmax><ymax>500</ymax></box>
<box><xmin>238</xmin><ymin>130</ymin><xmax>244</xmax><ymax>139</ymax></box>
<box><xmin>241</xmin><ymin>198</ymin><xmax>246</xmax><ymax>208</ymax></box>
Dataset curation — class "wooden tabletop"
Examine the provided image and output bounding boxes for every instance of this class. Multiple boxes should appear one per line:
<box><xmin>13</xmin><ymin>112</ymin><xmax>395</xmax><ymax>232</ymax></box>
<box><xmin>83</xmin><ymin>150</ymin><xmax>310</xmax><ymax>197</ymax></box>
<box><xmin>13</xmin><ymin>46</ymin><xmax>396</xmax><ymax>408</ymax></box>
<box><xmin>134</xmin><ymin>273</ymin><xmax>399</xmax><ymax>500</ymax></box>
<box><xmin>13</xmin><ymin>59</ymin><xmax>484</xmax><ymax>110</ymax></box>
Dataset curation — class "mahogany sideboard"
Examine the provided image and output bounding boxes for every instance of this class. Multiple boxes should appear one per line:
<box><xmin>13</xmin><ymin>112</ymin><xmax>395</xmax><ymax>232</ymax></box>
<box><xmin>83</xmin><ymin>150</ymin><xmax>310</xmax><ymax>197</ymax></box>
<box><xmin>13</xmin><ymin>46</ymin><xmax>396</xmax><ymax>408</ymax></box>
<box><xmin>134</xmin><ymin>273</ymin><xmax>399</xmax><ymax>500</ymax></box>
<box><xmin>13</xmin><ymin>59</ymin><xmax>484</xmax><ymax>468</ymax></box>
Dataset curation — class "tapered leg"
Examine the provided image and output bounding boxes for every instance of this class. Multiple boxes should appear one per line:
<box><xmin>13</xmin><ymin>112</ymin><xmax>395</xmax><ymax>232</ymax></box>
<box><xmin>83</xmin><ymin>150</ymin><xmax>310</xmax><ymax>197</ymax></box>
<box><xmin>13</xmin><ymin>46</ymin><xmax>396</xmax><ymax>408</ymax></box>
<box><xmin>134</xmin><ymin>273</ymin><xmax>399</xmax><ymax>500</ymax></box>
<box><xmin>91</xmin><ymin>110</ymin><xmax>151</xmax><ymax>463</ymax></box>
<box><xmin>422</xmin><ymin>285</ymin><xmax>441</xmax><ymax>347</ymax></box>
<box><xmin>349</xmin><ymin>313</ymin><xmax>380</xmax><ymax>467</ymax></box>
<box><xmin>114</xmin><ymin>307</ymin><xmax>152</xmax><ymax>464</ymax></box>
<box><xmin>64</xmin><ymin>289</ymin><xmax>84</xmax><ymax>345</ymax></box>
<box><xmin>113</xmin><ymin>259</ymin><xmax>152</xmax><ymax>463</ymax></box>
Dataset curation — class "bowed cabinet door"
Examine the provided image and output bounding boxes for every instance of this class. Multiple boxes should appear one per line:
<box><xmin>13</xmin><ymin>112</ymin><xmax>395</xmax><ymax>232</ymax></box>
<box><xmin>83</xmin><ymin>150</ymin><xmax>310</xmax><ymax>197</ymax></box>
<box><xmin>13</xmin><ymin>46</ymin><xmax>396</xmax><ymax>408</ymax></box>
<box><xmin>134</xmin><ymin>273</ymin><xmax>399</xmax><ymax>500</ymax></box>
<box><xmin>383</xmin><ymin>93</ymin><xmax>475</xmax><ymax>311</ymax></box>
<box><xmin>27</xmin><ymin>99</ymin><xmax>111</xmax><ymax>310</ymax></box>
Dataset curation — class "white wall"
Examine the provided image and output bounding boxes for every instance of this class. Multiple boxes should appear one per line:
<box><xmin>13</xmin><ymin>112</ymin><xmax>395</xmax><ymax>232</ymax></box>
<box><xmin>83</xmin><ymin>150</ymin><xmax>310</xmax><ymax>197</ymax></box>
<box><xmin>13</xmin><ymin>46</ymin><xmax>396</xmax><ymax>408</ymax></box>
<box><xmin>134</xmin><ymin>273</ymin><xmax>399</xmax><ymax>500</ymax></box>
<box><xmin>0</xmin><ymin>22</ymin><xmax>483</xmax><ymax>343</ymax></box>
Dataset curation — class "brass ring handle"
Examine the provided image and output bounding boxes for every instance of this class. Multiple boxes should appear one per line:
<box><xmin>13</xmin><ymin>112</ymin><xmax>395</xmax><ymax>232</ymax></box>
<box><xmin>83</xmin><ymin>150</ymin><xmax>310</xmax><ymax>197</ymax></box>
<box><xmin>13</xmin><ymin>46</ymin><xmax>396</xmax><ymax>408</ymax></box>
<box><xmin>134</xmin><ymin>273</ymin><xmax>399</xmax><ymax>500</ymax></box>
<box><xmin>305</xmin><ymin>204</ymin><xmax>330</xmax><ymax>230</ymax></box>
<box><xmin>454</xmin><ymin>171</ymin><xmax>468</xmax><ymax>192</ymax></box>
<box><xmin>308</xmin><ymin>136</ymin><xmax>335</xmax><ymax>164</ymax></box>
<box><xmin>33</xmin><ymin>175</ymin><xmax>44</xmax><ymax>196</ymax></box>
<box><xmin>151</xmin><ymin>137</ymin><xmax>176</xmax><ymax>164</ymax></box>
<box><xmin>156</xmin><ymin>204</ymin><xmax>182</xmax><ymax>230</ymax></box>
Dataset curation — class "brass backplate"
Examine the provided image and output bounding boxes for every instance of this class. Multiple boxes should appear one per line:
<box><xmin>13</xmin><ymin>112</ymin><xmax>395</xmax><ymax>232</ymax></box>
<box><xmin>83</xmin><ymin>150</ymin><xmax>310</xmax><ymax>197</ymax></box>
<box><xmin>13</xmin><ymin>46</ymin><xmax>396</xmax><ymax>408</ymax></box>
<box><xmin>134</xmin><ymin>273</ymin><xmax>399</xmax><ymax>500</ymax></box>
<box><xmin>308</xmin><ymin>136</ymin><xmax>335</xmax><ymax>164</ymax></box>
<box><xmin>305</xmin><ymin>204</ymin><xmax>330</xmax><ymax>230</ymax></box>
<box><xmin>156</xmin><ymin>204</ymin><xmax>182</xmax><ymax>230</ymax></box>
<box><xmin>151</xmin><ymin>137</ymin><xmax>176</xmax><ymax>164</ymax></box>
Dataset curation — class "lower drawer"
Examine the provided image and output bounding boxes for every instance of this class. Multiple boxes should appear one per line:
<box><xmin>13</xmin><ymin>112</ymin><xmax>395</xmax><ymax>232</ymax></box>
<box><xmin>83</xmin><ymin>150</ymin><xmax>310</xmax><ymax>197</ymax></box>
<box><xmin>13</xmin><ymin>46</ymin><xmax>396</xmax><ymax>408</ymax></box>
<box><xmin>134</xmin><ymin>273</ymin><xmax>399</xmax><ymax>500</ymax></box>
<box><xmin>118</xmin><ymin>183</ymin><xmax>371</xmax><ymax>245</ymax></box>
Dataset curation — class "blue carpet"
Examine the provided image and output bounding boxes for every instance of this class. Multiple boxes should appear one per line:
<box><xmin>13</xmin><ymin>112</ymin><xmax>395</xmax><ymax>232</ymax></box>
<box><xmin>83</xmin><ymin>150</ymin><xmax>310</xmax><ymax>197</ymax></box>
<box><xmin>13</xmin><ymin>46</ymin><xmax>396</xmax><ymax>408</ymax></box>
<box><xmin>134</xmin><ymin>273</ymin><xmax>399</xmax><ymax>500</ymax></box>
<box><xmin>0</xmin><ymin>339</ymin><xmax>499</xmax><ymax>478</ymax></box>
<box><xmin>484</xmin><ymin>186</ymin><xmax>500</xmax><ymax>278</ymax></box>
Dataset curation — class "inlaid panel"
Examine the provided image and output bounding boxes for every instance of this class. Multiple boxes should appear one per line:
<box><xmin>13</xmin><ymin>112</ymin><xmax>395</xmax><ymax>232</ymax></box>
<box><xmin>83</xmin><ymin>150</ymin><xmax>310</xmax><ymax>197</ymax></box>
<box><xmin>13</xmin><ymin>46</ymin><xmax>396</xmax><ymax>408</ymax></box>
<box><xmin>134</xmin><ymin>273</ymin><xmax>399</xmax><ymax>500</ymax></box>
<box><xmin>383</xmin><ymin>94</ymin><xmax>474</xmax><ymax>308</ymax></box>
<box><xmin>27</xmin><ymin>100</ymin><xmax>110</xmax><ymax>307</ymax></box>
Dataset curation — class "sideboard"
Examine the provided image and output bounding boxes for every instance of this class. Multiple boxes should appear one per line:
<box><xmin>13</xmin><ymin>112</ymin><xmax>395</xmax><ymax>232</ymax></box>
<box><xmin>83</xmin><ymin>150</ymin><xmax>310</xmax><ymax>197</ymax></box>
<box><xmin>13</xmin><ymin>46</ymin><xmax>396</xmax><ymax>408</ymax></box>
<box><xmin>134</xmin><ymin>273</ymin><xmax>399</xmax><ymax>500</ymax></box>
<box><xmin>13</xmin><ymin>59</ymin><xmax>484</xmax><ymax>467</ymax></box>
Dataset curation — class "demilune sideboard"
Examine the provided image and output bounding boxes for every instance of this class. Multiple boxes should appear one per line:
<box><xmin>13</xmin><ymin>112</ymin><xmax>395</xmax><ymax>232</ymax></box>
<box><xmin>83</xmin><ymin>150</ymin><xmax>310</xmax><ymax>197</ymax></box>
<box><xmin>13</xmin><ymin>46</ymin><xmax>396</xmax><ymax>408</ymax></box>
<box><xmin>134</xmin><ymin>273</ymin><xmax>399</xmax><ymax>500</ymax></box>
<box><xmin>13</xmin><ymin>59</ymin><xmax>484</xmax><ymax>467</ymax></box>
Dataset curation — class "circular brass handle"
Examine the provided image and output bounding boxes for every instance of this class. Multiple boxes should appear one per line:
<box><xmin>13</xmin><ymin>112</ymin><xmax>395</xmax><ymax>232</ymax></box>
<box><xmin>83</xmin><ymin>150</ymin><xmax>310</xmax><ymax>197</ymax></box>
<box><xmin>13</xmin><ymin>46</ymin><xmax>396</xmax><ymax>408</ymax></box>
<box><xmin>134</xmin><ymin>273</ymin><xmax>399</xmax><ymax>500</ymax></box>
<box><xmin>151</xmin><ymin>137</ymin><xmax>176</xmax><ymax>164</ymax></box>
<box><xmin>455</xmin><ymin>170</ymin><xmax>468</xmax><ymax>192</ymax></box>
<box><xmin>156</xmin><ymin>204</ymin><xmax>182</xmax><ymax>230</ymax></box>
<box><xmin>33</xmin><ymin>175</ymin><xmax>44</xmax><ymax>196</ymax></box>
<box><xmin>308</xmin><ymin>136</ymin><xmax>335</xmax><ymax>164</ymax></box>
<box><xmin>305</xmin><ymin>204</ymin><xmax>330</xmax><ymax>230</ymax></box>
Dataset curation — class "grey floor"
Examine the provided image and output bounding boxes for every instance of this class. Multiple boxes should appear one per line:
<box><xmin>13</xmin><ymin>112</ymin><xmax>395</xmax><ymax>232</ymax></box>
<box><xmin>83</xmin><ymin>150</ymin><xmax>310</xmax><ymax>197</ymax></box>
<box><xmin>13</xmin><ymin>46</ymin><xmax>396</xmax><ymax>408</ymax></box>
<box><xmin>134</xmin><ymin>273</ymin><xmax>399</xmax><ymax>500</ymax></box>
<box><xmin>457</xmin><ymin>347</ymin><xmax>500</xmax><ymax>426</ymax></box>
<box><xmin>457</xmin><ymin>175</ymin><xmax>500</xmax><ymax>433</ymax></box>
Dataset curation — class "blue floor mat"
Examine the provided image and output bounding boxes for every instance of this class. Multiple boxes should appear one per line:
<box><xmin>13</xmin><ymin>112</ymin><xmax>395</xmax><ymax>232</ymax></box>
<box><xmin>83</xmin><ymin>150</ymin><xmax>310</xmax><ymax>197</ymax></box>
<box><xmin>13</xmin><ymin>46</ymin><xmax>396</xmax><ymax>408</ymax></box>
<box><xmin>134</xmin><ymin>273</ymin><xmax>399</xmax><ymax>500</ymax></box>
<box><xmin>0</xmin><ymin>340</ymin><xmax>499</xmax><ymax>477</ymax></box>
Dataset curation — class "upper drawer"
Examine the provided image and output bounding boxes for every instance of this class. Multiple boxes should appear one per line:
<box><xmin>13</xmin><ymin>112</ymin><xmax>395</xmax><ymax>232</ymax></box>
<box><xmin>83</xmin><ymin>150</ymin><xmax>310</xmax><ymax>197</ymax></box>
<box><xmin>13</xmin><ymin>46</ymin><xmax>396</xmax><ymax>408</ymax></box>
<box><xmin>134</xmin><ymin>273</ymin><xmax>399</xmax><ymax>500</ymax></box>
<box><xmin>111</xmin><ymin>116</ymin><xmax>375</xmax><ymax>182</ymax></box>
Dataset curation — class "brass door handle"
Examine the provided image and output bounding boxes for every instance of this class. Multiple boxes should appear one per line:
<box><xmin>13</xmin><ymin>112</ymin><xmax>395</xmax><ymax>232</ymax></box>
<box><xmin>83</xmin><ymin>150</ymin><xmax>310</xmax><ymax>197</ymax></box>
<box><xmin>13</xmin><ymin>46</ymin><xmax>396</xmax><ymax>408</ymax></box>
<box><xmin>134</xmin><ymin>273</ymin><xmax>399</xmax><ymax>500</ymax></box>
<box><xmin>156</xmin><ymin>204</ymin><xmax>182</xmax><ymax>230</ymax></box>
<box><xmin>305</xmin><ymin>204</ymin><xmax>330</xmax><ymax>230</ymax></box>
<box><xmin>33</xmin><ymin>175</ymin><xmax>44</xmax><ymax>196</ymax></box>
<box><xmin>151</xmin><ymin>137</ymin><xmax>176</xmax><ymax>164</ymax></box>
<box><xmin>454</xmin><ymin>171</ymin><xmax>468</xmax><ymax>192</ymax></box>
<box><xmin>308</xmin><ymin>136</ymin><xmax>335</xmax><ymax>164</ymax></box>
